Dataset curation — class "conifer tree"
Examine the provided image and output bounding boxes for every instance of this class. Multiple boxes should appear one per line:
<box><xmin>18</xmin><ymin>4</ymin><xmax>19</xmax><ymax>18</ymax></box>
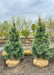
<box><xmin>4</xmin><ymin>22</ymin><xmax>24</xmax><ymax>60</ymax></box>
<box><xmin>31</xmin><ymin>17</ymin><xmax>54</xmax><ymax>60</ymax></box>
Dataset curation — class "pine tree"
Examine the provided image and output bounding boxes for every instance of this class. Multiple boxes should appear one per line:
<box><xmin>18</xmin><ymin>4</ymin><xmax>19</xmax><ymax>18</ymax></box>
<box><xmin>31</xmin><ymin>17</ymin><xmax>54</xmax><ymax>60</ymax></box>
<box><xmin>4</xmin><ymin>22</ymin><xmax>24</xmax><ymax>60</ymax></box>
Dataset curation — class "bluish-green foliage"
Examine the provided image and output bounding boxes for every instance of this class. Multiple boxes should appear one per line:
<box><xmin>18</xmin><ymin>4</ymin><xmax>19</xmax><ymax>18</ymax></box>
<box><xmin>4</xmin><ymin>24</ymin><xmax>24</xmax><ymax>60</ymax></box>
<box><xmin>31</xmin><ymin>18</ymin><xmax>54</xmax><ymax>60</ymax></box>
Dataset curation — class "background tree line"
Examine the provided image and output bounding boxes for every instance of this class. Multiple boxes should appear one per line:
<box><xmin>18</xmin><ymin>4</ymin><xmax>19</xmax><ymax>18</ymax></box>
<box><xmin>0</xmin><ymin>16</ymin><xmax>54</xmax><ymax>37</ymax></box>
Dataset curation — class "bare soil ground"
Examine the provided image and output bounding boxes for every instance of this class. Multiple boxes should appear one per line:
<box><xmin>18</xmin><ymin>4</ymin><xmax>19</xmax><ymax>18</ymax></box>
<box><xmin>0</xmin><ymin>52</ymin><xmax>54</xmax><ymax>75</ymax></box>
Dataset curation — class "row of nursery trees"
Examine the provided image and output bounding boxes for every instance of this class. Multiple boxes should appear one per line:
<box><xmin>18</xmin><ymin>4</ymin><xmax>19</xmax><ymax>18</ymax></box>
<box><xmin>0</xmin><ymin>16</ymin><xmax>54</xmax><ymax>37</ymax></box>
<box><xmin>2</xmin><ymin>17</ymin><xmax>54</xmax><ymax>68</ymax></box>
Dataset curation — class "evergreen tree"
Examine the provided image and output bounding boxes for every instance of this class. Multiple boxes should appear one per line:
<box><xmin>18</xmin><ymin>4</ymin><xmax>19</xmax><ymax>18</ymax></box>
<box><xmin>31</xmin><ymin>17</ymin><xmax>54</xmax><ymax>60</ymax></box>
<box><xmin>4</xmin><ymin>22</ymin><xmax>24</xmax><ymax>60</ymax></box>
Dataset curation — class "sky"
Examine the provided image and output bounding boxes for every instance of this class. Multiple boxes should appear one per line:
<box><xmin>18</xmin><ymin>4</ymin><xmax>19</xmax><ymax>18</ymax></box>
<box><xmin>0</xmin><ymin>0</ymin><xmax>54</xmax><ymax>22</ymax></box>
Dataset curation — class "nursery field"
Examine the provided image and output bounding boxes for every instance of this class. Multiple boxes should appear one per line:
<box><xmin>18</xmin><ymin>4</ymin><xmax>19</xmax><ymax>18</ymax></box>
<box><xmin>0</xmin><ymin>0</ymin><xmax>54</xmax><ymax>74</ymax></box>
<box><xmin>0</xmin><ymin>52</ymin><xmax>54</xmax><ymax>75</ymax></box>
<box><xmin>0</xmin><ymin>17</ymin><xmax>54</xmax><ymax>75</ymax></box>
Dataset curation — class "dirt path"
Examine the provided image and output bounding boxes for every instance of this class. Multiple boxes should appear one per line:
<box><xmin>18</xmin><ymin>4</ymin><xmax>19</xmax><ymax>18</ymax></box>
<box><xmin>50</xmin><ymin>43</ymin><xmax>54</xmax><ymax>47</ymax></box>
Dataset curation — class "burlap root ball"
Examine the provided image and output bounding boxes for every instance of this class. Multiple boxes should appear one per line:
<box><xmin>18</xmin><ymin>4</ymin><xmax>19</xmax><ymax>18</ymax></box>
<box><xmin>6</xmin><ymin>59</ymin><xmax>20</xmax><ymax>67</ymax></box>
<box><xmin>33</xmin><ymin>58</ymin><xmax>49</xmax><ymax>68</ymax></box>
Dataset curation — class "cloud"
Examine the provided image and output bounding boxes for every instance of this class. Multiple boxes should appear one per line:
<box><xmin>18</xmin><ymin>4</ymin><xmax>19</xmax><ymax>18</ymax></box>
<box><xmin>0</xmin><ymin>0</ymin><xmax>54</xmax><ymax>22</ymax></box>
